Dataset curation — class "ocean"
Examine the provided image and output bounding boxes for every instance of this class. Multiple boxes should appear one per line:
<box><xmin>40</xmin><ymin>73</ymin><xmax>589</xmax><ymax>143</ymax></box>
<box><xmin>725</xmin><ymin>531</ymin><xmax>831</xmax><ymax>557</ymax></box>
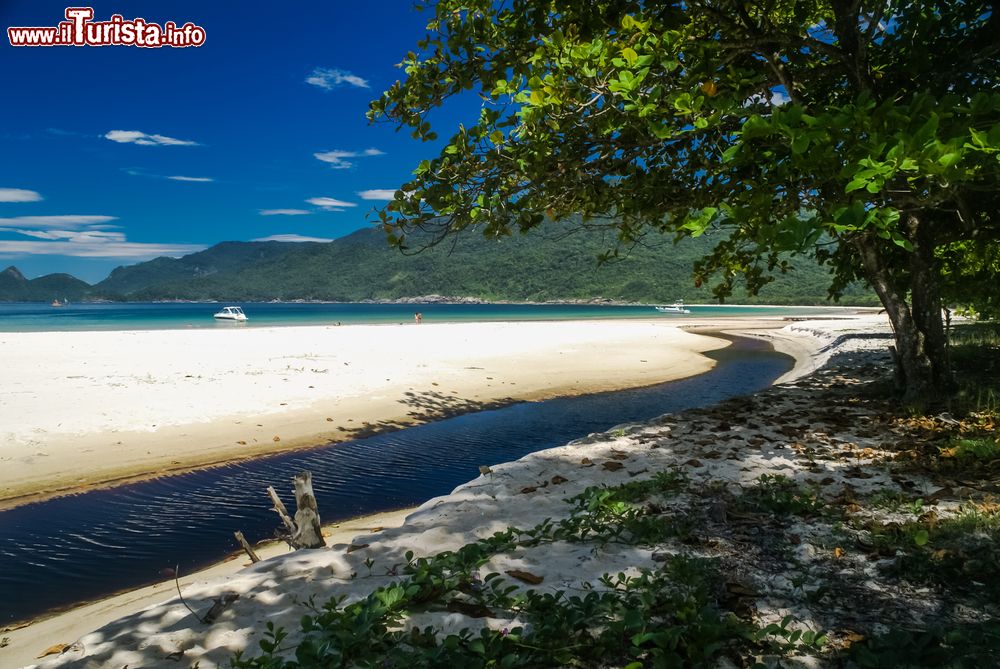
<box><xmin>0</xmin><ymin>301</ymin><xmax>849</xmax><ymax>332</ymax></box>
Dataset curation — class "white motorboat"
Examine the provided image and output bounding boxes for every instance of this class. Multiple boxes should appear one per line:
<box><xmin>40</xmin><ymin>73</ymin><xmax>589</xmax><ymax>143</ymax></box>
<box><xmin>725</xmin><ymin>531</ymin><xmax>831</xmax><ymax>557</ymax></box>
<box><xmin>213</xmin><ymin>305</ymin><xmax>248</xmax><ymax>321</ymax></box>
<box><xmin>654</xmin><ymin>301</ymin><xmax>691</xmax><ymax>314</ymax></box>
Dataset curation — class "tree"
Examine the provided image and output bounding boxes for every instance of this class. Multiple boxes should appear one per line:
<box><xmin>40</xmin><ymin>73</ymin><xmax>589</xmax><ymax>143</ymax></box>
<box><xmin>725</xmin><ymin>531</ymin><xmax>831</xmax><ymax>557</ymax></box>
<box><xmin>369</xmin><ymin>0</ymin><xmax>1000</xmax><ymax>401</ymax></box>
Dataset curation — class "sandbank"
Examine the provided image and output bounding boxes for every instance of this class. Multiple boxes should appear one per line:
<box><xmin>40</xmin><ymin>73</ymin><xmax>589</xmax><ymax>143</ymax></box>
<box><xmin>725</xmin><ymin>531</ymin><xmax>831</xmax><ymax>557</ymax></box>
<box><xmin>0</xmin><ymin>319</ymin><xmax>752</xmax><ymax>508</ymax></box>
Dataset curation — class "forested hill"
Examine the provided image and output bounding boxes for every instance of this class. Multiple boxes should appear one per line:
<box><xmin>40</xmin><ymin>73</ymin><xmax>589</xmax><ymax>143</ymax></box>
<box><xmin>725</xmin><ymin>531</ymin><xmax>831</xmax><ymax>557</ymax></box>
<box><xmin>0</xmin><ymin>266</ymin><xmax>91</xmax><ymax>302</ymax></box>
<box><xmin>2</xmin><ymin>224</ymin><xmax>877</xmax><ymax>304</ymax></box>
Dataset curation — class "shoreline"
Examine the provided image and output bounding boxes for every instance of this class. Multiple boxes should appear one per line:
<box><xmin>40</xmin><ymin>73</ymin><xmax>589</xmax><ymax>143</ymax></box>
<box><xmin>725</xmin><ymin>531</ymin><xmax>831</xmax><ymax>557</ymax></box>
<box><xmin>0</xmin><ymin>318</ymin><xmax>807</xmax><ymax>511</ymax></box>
<box><xmin>1</xmin><ymin>315</ymin><xmax>891</xmax><ymax>669</ymax></box>
<box><xmin>0</xmin><ymin>320</ymin><xmax>810</xmax><ymax>662</ymax></box>
<box><xmin>0</xmin><ymin>505</ymin><xmax>420</xmax><ymax>667</ymax></box>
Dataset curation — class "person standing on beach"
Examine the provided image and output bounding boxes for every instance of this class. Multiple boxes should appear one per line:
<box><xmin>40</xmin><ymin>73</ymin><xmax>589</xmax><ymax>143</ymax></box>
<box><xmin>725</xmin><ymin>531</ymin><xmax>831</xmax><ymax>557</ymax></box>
<box><xmin>414</xmin><ymin>312</ymin><xmax>422</xmax><ymax>324</ymax></box>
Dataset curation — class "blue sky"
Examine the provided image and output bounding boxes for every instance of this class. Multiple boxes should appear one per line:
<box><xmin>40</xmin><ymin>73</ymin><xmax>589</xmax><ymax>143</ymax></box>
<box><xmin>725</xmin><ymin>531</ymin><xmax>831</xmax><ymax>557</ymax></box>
<box><xmin>0</xmin><ymin>1</ymin><xmax>468</xmax><ymax>281</ymax></box>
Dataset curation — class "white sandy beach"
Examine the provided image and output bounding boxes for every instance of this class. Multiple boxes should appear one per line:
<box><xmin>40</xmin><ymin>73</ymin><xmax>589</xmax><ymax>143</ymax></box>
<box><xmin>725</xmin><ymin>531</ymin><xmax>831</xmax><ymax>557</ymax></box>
<box><xmin>0</xmin><ymin>319</ymin><xmax>744</xmax><ymax>507</ymax></box>
<box><xmin>1</xmin><ymin>314</ymin><xmax>902</xmax><ymax>668</ymax></box>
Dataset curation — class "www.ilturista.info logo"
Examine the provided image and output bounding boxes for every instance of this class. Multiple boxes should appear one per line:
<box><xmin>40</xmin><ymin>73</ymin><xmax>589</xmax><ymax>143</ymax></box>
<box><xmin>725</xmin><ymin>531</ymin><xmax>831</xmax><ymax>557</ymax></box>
<box><xmin>8</xmin><ymin>7</ymin><xmax>206</xmax><ymax>48</ymax></box>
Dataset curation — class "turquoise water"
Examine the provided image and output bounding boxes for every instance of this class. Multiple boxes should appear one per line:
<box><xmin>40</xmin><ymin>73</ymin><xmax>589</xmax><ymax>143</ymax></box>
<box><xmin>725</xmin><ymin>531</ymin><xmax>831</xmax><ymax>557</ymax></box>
<box><xmin>0</xmin><ymin>302</ymin><xmax>847</xmax><ymax>332</ymax></box>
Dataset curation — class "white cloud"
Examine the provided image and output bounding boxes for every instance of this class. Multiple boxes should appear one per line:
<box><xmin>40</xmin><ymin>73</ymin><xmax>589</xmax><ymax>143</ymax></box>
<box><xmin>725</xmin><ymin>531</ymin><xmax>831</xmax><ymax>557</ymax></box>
<box><xmin>124</xmin><ymin>169</ymin><xmax>213</xmax><ymax>182</ymax></box>
<box><xmin>253</xmin><ymin>234</ymin><xmax>333</xmax><ymax>243</ymax></box>
<box><xmin>0</xmin><ymin>188</ymin><xmax>43</xmax><ymax>203</ymax></box>
<box><xmin>314</xmin><ymin>148</ymin><xmax>384</xmax><ymax>169</ymax></box>
<box><xmin>0</xmin><ymin>215</ymin><xmax>117</xmax><ymax>229</ymax></box>
<box><xmin>167</xmin><ymin>175</ymin><xmax>214</xmax><ymax>182</ymax></box>
<box><xmin>306</xmin><ymin>67</ymin><xmax>369</xmax><ymax>90</ymax></box>
<box><xmin>9</xmin><ymin>229</ymin><xmax>125</xmax><ymax>241</ymax></box>
<box><xmin>259</xmin><ymin>209</ymin><xmax>313</xmax><ymax>216</ymax></box>
<box><xmin>306</xmin><ymin>197</ymin><xmax>357</xmax><ymax>211</ymax></box>
<box><xmin>105</xmin><ymin>130</ymin><xmax>199</xmax><ymax>146</ymax></box>
<box><xmin>770</xmin><ymin>90</ymin><xmax>790</xmax><ymax>105</ymax></box>
<box><xmin>0</xmin><ymin>238</ymin><xmax>204</xmax><ymax>258</ymax></box>
<box><xmin>0</xmin><ymin>212</ymin><xmax>198</xmax><ymax>259</ymax></box>
<box><xmin>357</xmin><ymin>189</ymin><xmax>397</xmax><ymax>201</ymax></box>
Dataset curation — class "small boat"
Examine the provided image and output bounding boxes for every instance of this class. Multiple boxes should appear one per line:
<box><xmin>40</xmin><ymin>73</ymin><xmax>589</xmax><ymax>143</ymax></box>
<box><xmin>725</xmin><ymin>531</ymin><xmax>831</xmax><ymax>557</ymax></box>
<box><xmin>654</xmin><ymin>301</ymin><xmax>692</xmax><ymax>314</ymax></box>
<box><xmin>213</xmin><ymin>306</ymin><xmax>248</xmax><ymax>321</ymax></box>
<box><xmin>51</xmin><ymin>299</ymin><xmax>65</xmax><ymax>307</ymax></box>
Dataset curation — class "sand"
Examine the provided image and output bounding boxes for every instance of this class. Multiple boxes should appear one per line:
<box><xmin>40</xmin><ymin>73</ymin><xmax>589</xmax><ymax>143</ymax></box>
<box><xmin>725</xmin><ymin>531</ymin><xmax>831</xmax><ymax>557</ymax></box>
<box><xmin>0</xmin><ymin>314</ymin><xmax>901</xmax><ymax>669</ymax></box>
<box><xmin>0</xmin><ymin>319</ymin><xmax>734</xmax><ymax>508</ymax></box>
<box><xmin>0</xmin><ymin>507</ymin><xmax>418</xmax><ymax>669</ymax></box>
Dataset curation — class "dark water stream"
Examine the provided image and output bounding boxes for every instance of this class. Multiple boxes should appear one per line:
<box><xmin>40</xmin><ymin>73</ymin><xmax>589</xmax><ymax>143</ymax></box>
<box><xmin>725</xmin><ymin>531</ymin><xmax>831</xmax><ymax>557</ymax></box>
<box><xmin>0</xmin><ymin>336</ymin><xmax>791</xmax><ymax>624</ymax></box>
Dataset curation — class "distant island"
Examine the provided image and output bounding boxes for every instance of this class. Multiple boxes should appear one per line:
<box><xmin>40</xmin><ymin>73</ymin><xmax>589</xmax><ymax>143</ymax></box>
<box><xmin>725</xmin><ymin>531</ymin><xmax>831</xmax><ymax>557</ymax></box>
<box><xmin>0</xmin><ymin>222</ymin><xmax>877</xmax><ymax>305</ymax></box>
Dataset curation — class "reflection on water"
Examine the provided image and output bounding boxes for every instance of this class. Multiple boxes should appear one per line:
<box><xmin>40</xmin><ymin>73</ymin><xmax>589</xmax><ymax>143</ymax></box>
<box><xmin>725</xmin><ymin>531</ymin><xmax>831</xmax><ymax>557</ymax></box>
<box><xmin>0</xmin><ymin>337</ymin><xmax>790</xmax><ymax>624</ymax></box>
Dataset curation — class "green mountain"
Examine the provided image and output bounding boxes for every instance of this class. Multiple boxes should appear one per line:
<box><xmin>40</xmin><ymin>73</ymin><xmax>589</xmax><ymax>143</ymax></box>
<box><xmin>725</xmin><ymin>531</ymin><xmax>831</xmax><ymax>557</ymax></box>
<box><xmin>3</xmin><ymin>224</ymin><xmax>878</xmax><ymax>305</ymax></box>
<box><xmin>94</xmin><ymin>240</ymin><xmax>319</xmax><ymax>297</ymax></box>
<box><xmin>0</xmin><ymin>266</ymin><xmax>91</xmax><ymax>303</ymax></box>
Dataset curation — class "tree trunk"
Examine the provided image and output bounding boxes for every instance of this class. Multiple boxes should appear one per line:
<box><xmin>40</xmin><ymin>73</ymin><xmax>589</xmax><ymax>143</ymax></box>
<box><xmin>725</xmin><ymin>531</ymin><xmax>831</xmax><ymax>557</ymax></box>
<box><xmin>291</xmin><ymin>471</ymin><xmax>326</xmax><ymax>549</ymax></box>
<box><xmin>854</xmin><ymin>233</ymin><xmax>949</xmax><ymax>403</ymax></box>
<box><xmin>266</xmin><ymin>472</ymin><xmax>326</xmax><ymax>549</ymax></box>
<box><xmin>905</xmin><ymin>213</ymin><xmax>954</xmax><ymax>391</ymax></box>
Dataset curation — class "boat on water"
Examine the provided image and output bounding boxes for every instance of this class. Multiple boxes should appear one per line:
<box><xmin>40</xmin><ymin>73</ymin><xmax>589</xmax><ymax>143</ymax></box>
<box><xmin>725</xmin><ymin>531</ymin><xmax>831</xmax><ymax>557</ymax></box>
<box><xmin>213</xmin><ymin>306</ymin><xmax>248</xmax><ymax>322</ymax></box>
<box><xmin>654</xmin><ymin>301</ymin><xmax>692</xmax><ymax>314</ymax></box>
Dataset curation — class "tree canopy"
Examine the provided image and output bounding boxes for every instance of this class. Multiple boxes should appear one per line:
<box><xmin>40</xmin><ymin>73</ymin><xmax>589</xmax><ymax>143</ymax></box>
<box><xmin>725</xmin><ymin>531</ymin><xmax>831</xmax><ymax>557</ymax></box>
<box><xmin>370</xmin><ymin>0</ymin><xmax>1000</xmax><ymax>399</ymax></box>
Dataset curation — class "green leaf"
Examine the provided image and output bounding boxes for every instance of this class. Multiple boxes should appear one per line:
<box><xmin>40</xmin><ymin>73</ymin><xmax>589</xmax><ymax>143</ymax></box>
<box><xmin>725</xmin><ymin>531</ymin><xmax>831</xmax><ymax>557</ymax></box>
<box><xmin>621</xmin><ymin>47</ymin><xmax>638</xmax><ymax>67</ymax></box>
<box><xmin>914</xmin><ymin>529</ymin><xmax>930</xmax><ymax>546</ymax></box>
<box><xmin>938</xmin><ymin>151</ymin><xmax>961</xmax><ymax>168</ymax></box>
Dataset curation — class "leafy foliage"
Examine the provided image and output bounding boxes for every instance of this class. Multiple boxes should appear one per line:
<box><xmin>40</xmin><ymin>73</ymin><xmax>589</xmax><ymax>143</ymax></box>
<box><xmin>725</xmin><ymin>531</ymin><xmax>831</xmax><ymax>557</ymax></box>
<box><xmin>369</xmin><ymin>0</ymin><xmax>1000</xmax><ymax>397</ymax></box>
<box><xmin>230</xmin><ymin>471</ymin><xmax>826</xmax><ymax>668</ymax></box>
<box><xmin>735</xmin><ymin>474</ymin><xmax>826</xmax><ymax>517</ymax></box>
<box><xmin>847</xmin><ymin>622</ymin><xmax>1000</xmax><ymax>668</ymax></box>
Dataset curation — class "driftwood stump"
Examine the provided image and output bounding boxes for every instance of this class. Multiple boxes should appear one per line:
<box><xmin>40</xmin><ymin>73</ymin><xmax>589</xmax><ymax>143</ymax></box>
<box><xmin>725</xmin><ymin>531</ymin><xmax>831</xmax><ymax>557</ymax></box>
<box><xmin>234</xmin><ymin>531</ymin><xmax>261</xmax><ymax>563</ymax></box>
<box><xmin>267</xmin><ymin>471</ymin><xmax>326</xmax><ymax>549</ymax></box>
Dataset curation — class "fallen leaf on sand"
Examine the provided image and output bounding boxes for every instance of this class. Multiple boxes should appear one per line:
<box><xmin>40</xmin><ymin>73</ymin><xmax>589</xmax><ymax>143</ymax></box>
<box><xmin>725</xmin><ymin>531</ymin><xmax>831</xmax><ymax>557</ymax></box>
<box><xmin>346</xmin><ymin>543</ymin><xmax>370</xmax><ymax>553</ymax></box>
<box><xmin>684</xmin><ymin>459</ymin><xmax>703</xmax><ymax>467</ymax></box>
<box><xmin>37</xmin><ymin>643</ymin><xmax>70</xmax><ymax>658</ymax></box>
<box><xmin>609</xmin><ymin>449</ymin><xmax>629</xmax><ymax>460</ymax></box>
<box><xmin>842</xmin><ymin>631</ymin><xmax>866</xmax><ymax>647</ymax></box>
<box><xmin>272</xmin><ymin>436</ymin><xmax>281</xmax><ymax>442</ymax></box>
<box><xmin>326</xmin><ymin>417</ymin><xmax>334</xmax><ymax>422</ymax></box>
<box><xmin>834</xmin><ymin>547</ymin><xmax>846</xmax><ymax>559</ymax></box>
<box><xmin>602</xmin><ymin>461</ymin><xmax>624</xmax><ymax>471</ymax></box>
<box><xmin>550</xmin><ymin>475</ymin><xmax>568</xmax><ymax>485</ymax></box>
<box><xmin>520</xmin><ymin>486</ymin><xmax>538</xmax><ymax>494</ymax></box>
<box><xmin>505</xmin><ymin>569</ymin><xmax>544</xmax><ymax>585</ymax></box>
<box><xmin>725</xmin><ymin>582</ymin><xmax>758</xmax><ymax>597</ymax></box>
<box><xmin>580</xmin><ymin>457</ymin><xmax>594</xmax><ymax>466</ymax></box>
<box><xmin>236</xmin><ymin>440</ymin><xmax>247</xmax><ymax>445</ymax></box>
<box><xmin>447</xmin><ymin>599</ymin><xmax>494</xmax><ymax>618</ymax></box>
